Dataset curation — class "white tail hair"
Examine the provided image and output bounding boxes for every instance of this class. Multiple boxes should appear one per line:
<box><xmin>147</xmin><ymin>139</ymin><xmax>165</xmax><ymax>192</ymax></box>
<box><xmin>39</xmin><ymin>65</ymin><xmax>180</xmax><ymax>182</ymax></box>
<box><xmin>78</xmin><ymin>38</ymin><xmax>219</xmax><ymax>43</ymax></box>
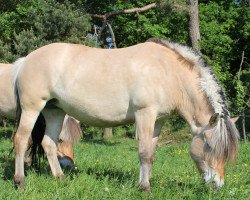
<box><xmin>12</xmin><ymin>57</ymin><xmax>26</xmax><ymax>90</ymax></box>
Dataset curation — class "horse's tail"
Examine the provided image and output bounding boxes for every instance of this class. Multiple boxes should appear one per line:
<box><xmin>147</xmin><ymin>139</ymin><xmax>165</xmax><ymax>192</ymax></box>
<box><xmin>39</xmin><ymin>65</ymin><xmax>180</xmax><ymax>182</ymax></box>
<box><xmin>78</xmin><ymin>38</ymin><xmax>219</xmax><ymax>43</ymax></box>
<box><xmin>59</xmin><ymin>115</ymin><xmax>82</xmax><ymax>144</ymax></box>
<box><xmin>12</xmin><ymin>57</ymin><xmax>46</xmax><ymax>168</ymax></box>
<box><xmin>12</xmin><ymin>57</ymin><xmax>26</xmax><ymax>130</ymax></box>
<box><xmin>30</xmin><ymin>114</ymin><xmax>46</xmax><ymax>168</ymax></box>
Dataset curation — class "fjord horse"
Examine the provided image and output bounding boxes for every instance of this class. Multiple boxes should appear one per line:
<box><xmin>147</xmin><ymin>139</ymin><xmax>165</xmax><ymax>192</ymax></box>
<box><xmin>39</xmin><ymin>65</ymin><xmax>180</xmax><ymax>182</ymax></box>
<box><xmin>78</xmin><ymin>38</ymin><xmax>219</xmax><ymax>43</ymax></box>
<box><xmin>12</xmin><ymin>38</ymin><xmax>239</xmax><ymax>191</ymax></box>
<box><xmin>0</xmin><ymin>63</ymin><xmax>82</xmax><ymax>168</ymax></box>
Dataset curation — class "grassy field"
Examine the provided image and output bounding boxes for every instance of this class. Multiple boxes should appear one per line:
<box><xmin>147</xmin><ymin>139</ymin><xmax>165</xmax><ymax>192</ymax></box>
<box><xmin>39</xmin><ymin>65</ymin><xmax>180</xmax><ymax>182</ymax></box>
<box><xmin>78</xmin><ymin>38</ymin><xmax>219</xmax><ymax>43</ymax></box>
<box><xmin>0</xmin><ymin>125</ymin><xmax>249</xmax><ymax>200</ymax></box>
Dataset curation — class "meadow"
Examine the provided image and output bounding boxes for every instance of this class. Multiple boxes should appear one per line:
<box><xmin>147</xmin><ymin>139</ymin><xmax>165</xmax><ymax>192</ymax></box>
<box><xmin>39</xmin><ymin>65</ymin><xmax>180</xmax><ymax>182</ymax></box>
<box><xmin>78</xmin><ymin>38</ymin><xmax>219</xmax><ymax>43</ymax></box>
<box><xmin>0</xmin><ymin>124</ymin><xmax>249</xmax><ymax>200</ymax></box>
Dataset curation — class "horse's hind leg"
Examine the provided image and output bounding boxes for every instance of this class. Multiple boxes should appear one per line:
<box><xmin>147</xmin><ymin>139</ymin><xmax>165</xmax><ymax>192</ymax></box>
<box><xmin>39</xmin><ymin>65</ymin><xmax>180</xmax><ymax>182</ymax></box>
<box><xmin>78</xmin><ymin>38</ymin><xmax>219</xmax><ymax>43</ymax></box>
<box><xmin>136</xmin><ymin>107</ymin><xmax>157</xmax><ymax>192</ymax></box>
<box><xmin>14</xmin><ymin>110</ymin><xmax>40</xmax><ymax>187</ymax></box>
<box><xmin>41</xmin><ymin>108</ymin><xmax>65</xmax><ymax>179</ymax></box>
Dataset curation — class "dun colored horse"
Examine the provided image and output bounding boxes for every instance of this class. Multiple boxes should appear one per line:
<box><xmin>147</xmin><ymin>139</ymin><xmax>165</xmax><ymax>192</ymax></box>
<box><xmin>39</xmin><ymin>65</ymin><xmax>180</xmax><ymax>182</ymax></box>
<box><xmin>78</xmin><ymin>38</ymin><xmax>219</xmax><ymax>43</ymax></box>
<box><xmin>12</xmin><ymin>38</ymin><xmax>239</xmax><ymax>191</ymax></box>
<box><xmin>0</xmin><ymin>63</ymin><xmax>82</xmax><ymax>168</ymax></box>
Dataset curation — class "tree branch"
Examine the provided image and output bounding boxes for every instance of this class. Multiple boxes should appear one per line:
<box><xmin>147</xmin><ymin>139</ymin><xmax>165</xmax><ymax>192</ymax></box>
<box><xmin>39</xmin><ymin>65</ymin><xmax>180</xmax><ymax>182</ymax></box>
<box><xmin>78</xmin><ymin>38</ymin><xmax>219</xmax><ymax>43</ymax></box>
<box><xmin>107</xmin><ymin>22</ymin><xmax>117</xmax><ymax>48</ymax></box>
<box><xmin>90</xmin><ymin>3</ymin><xmax>157</xmax><ymax>48</ymax></box>
<box><xmin>91</xmin><ymin>3</ymin><xmax>156</xmax><ymax>20</ymax></box>
<box><xmin>237</xmin><ymin>51</ymin><xmax>245</xmax><ymax>80</ymax></box>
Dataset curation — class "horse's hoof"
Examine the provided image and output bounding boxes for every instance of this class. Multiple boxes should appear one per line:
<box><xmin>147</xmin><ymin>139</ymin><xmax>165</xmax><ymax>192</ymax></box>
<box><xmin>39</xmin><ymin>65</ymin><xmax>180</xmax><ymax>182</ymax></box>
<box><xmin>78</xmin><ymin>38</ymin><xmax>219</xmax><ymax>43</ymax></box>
<box><xmin>57</xmin><ymin>174</ymin><xmax>65</xmax><ymax>181</ymax></box>
<box><xmin>14</xmin><ymin>175</ymin><xmax>25</xmax><ymax>189</ymax></box>
<box><xmin>139</xmin><ymin>183</ymin><xmax>151</xmax><ymax>193</ymax></box>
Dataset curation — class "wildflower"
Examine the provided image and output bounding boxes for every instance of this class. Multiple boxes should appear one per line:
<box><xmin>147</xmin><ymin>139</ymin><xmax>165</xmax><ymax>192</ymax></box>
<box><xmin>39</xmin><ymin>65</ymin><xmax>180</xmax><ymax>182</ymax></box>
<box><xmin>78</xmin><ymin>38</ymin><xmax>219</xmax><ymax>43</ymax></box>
<box><xmin>229</xmin><ymin>188</ymin><xmax>237</xmax><ymax>196</ymax></box>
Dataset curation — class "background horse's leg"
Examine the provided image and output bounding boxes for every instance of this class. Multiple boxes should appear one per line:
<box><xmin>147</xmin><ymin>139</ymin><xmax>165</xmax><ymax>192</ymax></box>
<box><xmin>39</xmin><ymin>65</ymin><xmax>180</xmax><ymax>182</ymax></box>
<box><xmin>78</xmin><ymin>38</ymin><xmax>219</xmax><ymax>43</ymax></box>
<box><xmin>135</xmin><ymin>107</ymin><xmax>157</xmax><ymax>192</ymax></box>
<box><xmin>14</xmin><ymin>110</ymin><xmax>40</xmax><ymax>187</ymax></box>
<box><xmin>41</xmin><ymin>109</ymin><xmax>65</xmax><ymax>179</ymax></box>
<box><xmin>149</xmin><ymin>119</ymin><xmax>164</xmax><ymax>178</ymax></box>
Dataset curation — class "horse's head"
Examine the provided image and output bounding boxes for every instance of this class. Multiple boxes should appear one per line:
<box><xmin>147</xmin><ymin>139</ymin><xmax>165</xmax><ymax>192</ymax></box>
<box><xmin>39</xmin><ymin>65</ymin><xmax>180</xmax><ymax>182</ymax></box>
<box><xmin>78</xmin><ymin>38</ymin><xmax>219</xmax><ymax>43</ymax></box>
<box><xmin>57</xmin><ymin>116</ymin><xmax>82</xmax><ymax>170</ymax></box>
<box><xmin>190</xmin><ymin>113</ymin><xmax>239</xmax><ymax>188</ymax></box>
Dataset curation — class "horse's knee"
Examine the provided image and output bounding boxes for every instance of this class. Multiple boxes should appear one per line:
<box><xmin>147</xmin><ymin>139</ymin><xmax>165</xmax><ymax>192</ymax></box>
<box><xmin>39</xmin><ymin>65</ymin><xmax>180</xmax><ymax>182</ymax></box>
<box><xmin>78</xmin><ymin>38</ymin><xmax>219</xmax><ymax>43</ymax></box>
<box><xmin>14</xmin><ymin>133</ymin><xmax>21</xmax><ymax>145</ymax></box>
<box><xmin>14</xmin><ymin>133</ymin><xmax>28</xmax><ymax>153</ymax></box>
<box><xmin>139</xmin><ymin>150</ymin><xmax>154</xmax><ymax>164</ymax></box>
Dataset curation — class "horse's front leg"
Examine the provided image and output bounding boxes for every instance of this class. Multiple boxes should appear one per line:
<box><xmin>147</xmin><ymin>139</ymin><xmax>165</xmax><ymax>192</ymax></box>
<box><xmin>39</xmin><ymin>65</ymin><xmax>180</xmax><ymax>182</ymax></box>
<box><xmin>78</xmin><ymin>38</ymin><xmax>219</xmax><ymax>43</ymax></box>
<box><xmin>135</xmin><ymin>107</ymin><xmax>157</xmax><ymax>192</ymax></box>
<box><xmin>14</xmin><ymin>110</ymin><xmax>39</xmax><ymax>188</ymax></box>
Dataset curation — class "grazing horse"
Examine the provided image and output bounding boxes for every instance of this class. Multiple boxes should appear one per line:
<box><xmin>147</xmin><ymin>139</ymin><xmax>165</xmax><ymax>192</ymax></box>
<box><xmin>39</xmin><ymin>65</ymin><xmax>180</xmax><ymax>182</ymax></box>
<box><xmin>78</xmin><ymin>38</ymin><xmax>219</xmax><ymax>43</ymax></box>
<box><xmin>12</xmin><ymin>38</ymin><xmax>239</xmax><ymax>191</ymax></box>
<box><xmin>0</xmin><ymin>63</ymin><xmax>82</xmax><ymax>168</ymax></box>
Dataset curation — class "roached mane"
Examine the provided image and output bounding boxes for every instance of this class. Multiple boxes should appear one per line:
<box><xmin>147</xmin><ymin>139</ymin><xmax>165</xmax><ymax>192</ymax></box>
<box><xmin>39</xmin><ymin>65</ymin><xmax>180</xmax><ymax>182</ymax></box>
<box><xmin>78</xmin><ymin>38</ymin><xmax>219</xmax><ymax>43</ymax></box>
<box><xmin>146</xmin><ymin>38</ymin><xmax>239</xmax><ymax>162</ymax></box>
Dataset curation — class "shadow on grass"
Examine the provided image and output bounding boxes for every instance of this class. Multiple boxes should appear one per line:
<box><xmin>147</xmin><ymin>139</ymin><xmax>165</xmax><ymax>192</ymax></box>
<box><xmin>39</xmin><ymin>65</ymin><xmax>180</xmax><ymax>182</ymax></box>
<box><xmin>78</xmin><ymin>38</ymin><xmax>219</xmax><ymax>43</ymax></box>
<box><xmin>0</xmin><ymin>155</ymin><xmax>15</xmax><ymax>181</ymax></box>
<box><xmin>158</xmin><ymin>179</ymin><xmax>210</xmax><ymax>193</ymax></box>
<box><xmin>83</xmin><ymin>139</ymin><xmax>121</xmax><ymax>146</ymax></box>
<box><xmin>0</xmin><ymin>154</ymin><xmax>48</xmax><ymax>181</ymax></box>
<box><xmin>86</xmin><ymin>167</ymin><xmax>135</xmax><ymax>183</ymax></box>
<box><xmin>0</xmin><ymin>127</ymin><xmax>14</xmax><ymax>140</ymax></box>
<box><xmin>0</xmin><ymin>153</ymin><xmax>82</xmax><ymax>182</ymax></box>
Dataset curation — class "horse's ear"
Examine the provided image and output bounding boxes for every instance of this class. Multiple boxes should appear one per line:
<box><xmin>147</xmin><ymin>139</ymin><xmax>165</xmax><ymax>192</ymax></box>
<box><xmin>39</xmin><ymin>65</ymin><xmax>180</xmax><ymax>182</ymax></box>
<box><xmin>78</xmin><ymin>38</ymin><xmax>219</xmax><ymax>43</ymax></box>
<box><xmin>209</xmin><ymin>113</ymin><xmax>220</xmax><ymax>126</ymax></box>
<box><xmin>231</xmin><ymin>116</ymin><xmax>239</xmax><ymax>124</ymax></box>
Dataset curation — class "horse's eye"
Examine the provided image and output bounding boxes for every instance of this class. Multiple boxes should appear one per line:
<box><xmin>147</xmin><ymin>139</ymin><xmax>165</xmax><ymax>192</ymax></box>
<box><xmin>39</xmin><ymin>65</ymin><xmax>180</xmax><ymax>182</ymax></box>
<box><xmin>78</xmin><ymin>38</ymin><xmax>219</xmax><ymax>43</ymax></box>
<box><xmin>204</xmin><ymin>142</ymin><xmax>212</xmax><ymax>152</ymax></box>
<box><xmin>58</xmin><ymin>139</ymin><xmax>63</xmax><ymax>143</ymax></box>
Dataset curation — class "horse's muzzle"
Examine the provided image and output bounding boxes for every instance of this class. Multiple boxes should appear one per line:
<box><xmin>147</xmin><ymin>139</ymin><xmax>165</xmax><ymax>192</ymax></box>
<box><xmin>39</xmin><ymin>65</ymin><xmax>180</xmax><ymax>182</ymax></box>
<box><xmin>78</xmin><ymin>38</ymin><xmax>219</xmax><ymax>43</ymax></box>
<box><xmin>58</xmin><ymin>156</ymin><xmax>75</xmax><ymax>169</ymax></box>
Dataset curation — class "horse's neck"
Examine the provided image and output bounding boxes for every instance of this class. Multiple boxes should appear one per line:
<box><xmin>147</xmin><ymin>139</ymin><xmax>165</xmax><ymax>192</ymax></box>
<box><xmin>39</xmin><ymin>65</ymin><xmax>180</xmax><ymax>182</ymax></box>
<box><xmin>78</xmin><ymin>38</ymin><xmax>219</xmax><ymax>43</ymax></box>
<box><xmin>178</xmin><ymin>77</ymin><xmax>213</xmax><ymax>129</ymax></box>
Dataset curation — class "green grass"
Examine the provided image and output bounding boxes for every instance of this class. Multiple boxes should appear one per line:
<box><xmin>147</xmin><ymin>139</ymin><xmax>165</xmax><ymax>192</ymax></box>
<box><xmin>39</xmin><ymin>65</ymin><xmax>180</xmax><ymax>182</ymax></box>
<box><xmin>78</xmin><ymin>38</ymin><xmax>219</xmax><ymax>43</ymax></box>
<box><xmin>0</xmin><ymin>126</ymin><xmax>249</xmax><ymax>199</ymax></box>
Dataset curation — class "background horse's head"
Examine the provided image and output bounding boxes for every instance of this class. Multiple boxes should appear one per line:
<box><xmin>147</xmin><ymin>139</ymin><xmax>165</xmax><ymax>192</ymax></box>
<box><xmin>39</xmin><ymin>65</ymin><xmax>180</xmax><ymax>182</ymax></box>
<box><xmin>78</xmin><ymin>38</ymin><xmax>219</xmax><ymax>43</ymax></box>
<box><xmin>57</xmin><ymin>116</ymin><xmax>82</xmax><ymax>169</ymax></box>
<box><xmin>190</xmin><ymin>114</ymin><xmax>239</xmax><ymax>188</ymax></box>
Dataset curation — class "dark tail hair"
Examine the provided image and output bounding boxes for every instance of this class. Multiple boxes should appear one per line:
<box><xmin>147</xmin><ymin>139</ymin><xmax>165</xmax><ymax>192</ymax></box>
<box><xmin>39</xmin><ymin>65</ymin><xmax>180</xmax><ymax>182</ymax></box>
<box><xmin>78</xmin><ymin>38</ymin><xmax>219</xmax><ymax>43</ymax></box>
<box><xmin>30</xmin><ymin>114</ymin><xmax>46</xmax><ymax>169</ymax></box>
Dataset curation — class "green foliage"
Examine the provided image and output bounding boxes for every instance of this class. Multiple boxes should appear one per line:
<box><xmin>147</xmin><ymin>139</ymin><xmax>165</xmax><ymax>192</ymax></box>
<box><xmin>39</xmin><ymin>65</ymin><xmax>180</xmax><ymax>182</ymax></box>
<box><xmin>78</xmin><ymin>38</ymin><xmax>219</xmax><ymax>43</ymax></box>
<box><xmin>0</xmin><ymin>40</ymin><xmax>14</xmax><ymax>62</ymax></box>
<box><xmin>81</xmin><ymin>125</ymin><xmax>103</xmax><ymax>140</ymax></box>
<box><xmin>199</xmin><ymin>1</ymin><xmax>250</xmax><ymax>114</ymax></box>
<box><xmin>0</xmin><ymin>0</ymin><xmax>92</xmax><ymax>62</ymax></box>
<box><xmin>13</xmin><ymin>29</ymin><xmax>47</xmax><ymax>57</ymax></box>
<box><xmin>16</xmin><ymin>0</ymin><xmax>90</xmax><ymax>42</ymax></box>
<box><xmin>113</xmin><ymin>125</ymin><xmax>135</xmax><ymax>138</ymax></box>
<box><xmin>164</xmin><ymin>113</ymin><xmax>187</xmax><ymax>132</ymax></box>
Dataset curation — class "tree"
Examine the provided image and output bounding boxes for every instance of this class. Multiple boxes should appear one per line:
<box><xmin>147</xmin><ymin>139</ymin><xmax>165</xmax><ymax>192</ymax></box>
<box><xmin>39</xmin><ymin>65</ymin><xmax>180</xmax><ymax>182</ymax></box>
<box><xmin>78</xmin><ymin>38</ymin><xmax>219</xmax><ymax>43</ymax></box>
<box><xmin>189</xmin><ymin>0</ymin><xmax>200</xmax><ymax>51</ymax></box>
<box><xmin>0</xmin><ymin>0</ymin><xmax>92</xmax><ymax>62</ymax></box>
<box><xmin>199</xmin><ymin>1</ymin><xmax>249</xmax><ymax>115</ymax></box>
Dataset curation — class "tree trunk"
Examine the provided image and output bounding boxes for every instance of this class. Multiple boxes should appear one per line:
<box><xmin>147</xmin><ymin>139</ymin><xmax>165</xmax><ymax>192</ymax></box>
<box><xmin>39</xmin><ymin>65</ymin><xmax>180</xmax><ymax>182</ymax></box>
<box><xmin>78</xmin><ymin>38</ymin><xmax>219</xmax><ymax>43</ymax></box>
<box><xmin>189</xmin><ymin>0</ymin><xmax>200</xmax><ymax>52</ymax></box>
<box><xmin>103</xmin><ymin>128</ymin><xmax>113</xmax><ymax>138</ymax></box>
<box><xmin>242</xmin><ymin>112</ymin><xmax>247</xmax><ymax>142</ymax></box>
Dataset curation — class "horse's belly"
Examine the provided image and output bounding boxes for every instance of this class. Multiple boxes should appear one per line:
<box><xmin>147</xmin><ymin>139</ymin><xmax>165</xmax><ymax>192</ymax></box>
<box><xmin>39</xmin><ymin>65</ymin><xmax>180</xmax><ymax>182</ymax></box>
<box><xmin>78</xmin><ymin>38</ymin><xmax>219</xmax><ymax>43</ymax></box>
<box><xmin>57</xmin><ymin>95</ymin><xmax>134</xmax><ymax>127</ymax></box>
